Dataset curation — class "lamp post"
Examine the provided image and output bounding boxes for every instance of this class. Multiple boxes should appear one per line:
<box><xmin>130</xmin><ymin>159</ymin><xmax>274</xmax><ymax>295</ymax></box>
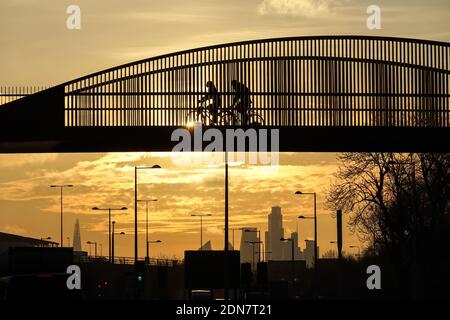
<box><xmin>138</xmin><ymin>199</ymin><xmax>158</xmax><ymax>264</ymax></box>
<box><xmin>87</xmin><ymin>242</ymin><xmax>92</xmax><ymax>256</ymax></box>
<box><xmin>40</xmin><ymin>237</ymin><xmax>52</xmax><ymax>247</ymax></box>
<box><xmin>387</xmin><ymin>155</ymin><xmax>418</xmax><ymax>298</ymax></box>
<box><xmin>245</xmin><ymin>241</ymin><xmax>261</xmax><ymax>272</ymax></box>
<box><xmin>87</xmin><ymin>241</ymin><xmax>97</xmax><ymax>257</ymax></box>
<box><xmin>67</xmin><ymin>237</ymin><xmax>70</xmax><ymax>247</ymax></box>
<box><xmin>224</xmin><ymin>227</ymin><xmax>242</xmax><ymax>251</ymax></box>
<box><xmin>50</xmin><ymin>184</ymin><xmax>73</xmax><ymax>247</ymax></box>
<box><xmin>92</xmin><ymin>206</ymin><xmax>127</xmax><ymax>263</ymax></box>
<box><xmin>111</xmin><ymin>221</ymin><xmax>125</xmax><ymax>264</ymax></box>
<box><xmin>135</xmin><ymin>165</ymin><xmax>161</xmax><ymax>264</ymax></box>
<box><xmin>281</xmin><ymin>237</ymin><xmax>295</xmax><ymax>282</ymax></box>
<box><xmin>147</xmin><ymin>240</ymin><xmax>162</xmax><ymax>263</ymax></box>
<box><xmin>244</xmin><ymin>229</ymin><xmax>261</xmax><ymax>263</ymax></box>
<box><xmin>86</xmin><ymin>241</ymin><xmax>93</xmax><ymax>256</ymax></box>
<box><xmin>224</xmin><ymin>151</ymin><xmax>229</xmax><ymax>301</ymax></box>
<box><xmin>256</xmin><ymin>251</ymin><xmax>272</xmax><ymax>263</ymax></box>
<box><xmin>191</xmin><ymin>214</ymin><xmax>212</xmax><ymax>250</ymax></box>
<box><xmin>296</xmin><ymin>190</ymin><xmax>318</xmax><ymax>297</ymax></box>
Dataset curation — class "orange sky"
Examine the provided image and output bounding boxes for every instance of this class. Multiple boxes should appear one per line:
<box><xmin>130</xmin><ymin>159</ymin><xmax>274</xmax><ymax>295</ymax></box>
<box><xmin>0</xmin><ymin>152</ymin><xmax>362</xmax><ymax>259</ymax></box>
<box><xmin>1</xmin><ymin>0</ymin><xmax>449</xmax><ymax>86</ymax></box>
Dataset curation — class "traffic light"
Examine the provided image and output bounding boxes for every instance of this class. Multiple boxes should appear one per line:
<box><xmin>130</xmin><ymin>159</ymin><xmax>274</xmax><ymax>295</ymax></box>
<box><xmin>96</xmin><ymin>280</ymin><xmax>108</xmax><ymax>298</ymax></box>
<box><xmin>135</xmin><ymin>261</ymin><xmax>146</xmax><ymax>299</ymax></box>
<box><xmin>135</xmin><ymin>261</ymin><xmax>146</xmax><ymax>283</ymax></box>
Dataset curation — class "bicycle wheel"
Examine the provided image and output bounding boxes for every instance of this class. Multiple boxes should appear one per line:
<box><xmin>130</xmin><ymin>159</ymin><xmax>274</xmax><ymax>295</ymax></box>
<box><xmin>185</xmin><ymin>110</ymin><xmax>198</xmax><ymax>124</ymax></box>
<box><xmin>186</xmin><ymin>108</ymin><xmax>212</xmax><ymax>125</ymax></box>
<box><xmin>218</xmin><ymin>109</ymin><xmax>238</xmax><ymax>126</ymax></box>
<box><xmin>248</xmin><ymin>111</ymin><xmax>265</xmax><ymax>126</ymax></box>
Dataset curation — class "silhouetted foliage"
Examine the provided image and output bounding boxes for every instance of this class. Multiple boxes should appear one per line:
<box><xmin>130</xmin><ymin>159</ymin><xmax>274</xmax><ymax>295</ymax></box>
<box><xmin>327</xmin><ymin>153</ymin><xmax>450</xmax><ymax>298</ymax></box>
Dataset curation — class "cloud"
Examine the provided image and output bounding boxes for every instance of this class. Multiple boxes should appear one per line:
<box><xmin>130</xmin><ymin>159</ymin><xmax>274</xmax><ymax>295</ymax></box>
<box><xmin>257</xmin><ymin>0</ymin><xmax>338</xmax><ymax>17</ymax></box>
<box><xmin>0</xmin><ymin>151</ymin><xmax>360</xmax><ymax>257</ymax></box>
<box><xmin>0</xmin><ymin>154</ymin><xmax>58</xmax><ymax>169</ymax></box>
<box><xmin>1</xmin><ymin>225</ymin><xmax>27</xmax><ymax>235</ymax></box>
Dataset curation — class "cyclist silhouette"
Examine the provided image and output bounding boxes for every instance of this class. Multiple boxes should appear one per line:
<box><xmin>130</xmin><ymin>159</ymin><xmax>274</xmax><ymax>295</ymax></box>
<box><xmin>230</xmin><ymin>80</ymin><xmax>252</xmax><ymax>125</ymax></box>
<box><xmin>198</xmin><ymin>81</ymin><xmax>221</xmax><ymax>124</ymax></box>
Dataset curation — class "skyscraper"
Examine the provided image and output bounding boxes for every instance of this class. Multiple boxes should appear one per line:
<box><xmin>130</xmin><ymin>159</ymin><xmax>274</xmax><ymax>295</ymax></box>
<box><xmin>291</xmin><ymin>232</ymin><xmax>303</xmax><ymax>260</ymax></box>
<box><xmin>265</xmin><ymin>206</ymin><xmax>284</xmax><ymax>261</ymax></box>
<box><xmin>240</xmin><ymin>227</ymin><xmax>258</xmax><ymax>264</ymax></box>
<box><xmin>199</xmin><ymin>240</ymin><xmax>212</xmax><ymax>251</ymax></box>
<box><xmin>304</xmin><ymin>240</ymin><xmax>319</xmax><ymax>268</ymax></box>
<box><xmin>73</xmin><ymin>219</ymin><xmax>82</xmax><ymax>252</ymax></box>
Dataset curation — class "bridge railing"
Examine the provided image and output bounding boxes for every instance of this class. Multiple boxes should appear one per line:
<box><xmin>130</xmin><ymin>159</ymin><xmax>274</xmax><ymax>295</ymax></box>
<box><xmin>61</xmin><ymin>36</ymin><xmax>450</xmax><ymax>128</ymax></box>
<box><xmin>0</xmin><ymin>86</ymin><xmax>49</xmax><ymax>105</ymax></box>
<box><xmin>1</xmin><ymin>37</ymin><xmax>449</xmax><ymax>130</ymax></box>
<box><xmin>78</xmin><ymin>255</ymin><xmax>182</xmax><ymax>267</ymax></box>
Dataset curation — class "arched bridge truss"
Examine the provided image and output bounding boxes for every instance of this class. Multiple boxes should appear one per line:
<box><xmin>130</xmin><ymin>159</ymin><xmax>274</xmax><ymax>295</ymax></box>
<box><xmin>0</xmin><ymin>36</ymin><xmax>449</xmax><ymax>152</ymax></box>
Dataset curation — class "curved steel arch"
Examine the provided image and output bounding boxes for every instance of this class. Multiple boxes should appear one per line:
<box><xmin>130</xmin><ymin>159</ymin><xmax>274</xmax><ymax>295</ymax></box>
<box><xmin>0</xmin><ymin>35</ymin><xmax>449</xmax><ymax>152</ymax></box>
<box><xmin>62</xmin><ymin>35</ymin><xmax>450</xmax><ymax>128</ymax></box>
<box><xmin>63</xmin><ymin>35</ymin><xmax>450</xmax><ymax>86</ymax></box>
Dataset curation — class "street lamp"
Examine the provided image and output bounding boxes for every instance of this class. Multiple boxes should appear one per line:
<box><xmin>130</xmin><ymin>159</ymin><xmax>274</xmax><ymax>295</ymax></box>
<box><xmin>147</xmin><ymin>240</ymin><xmax>162</xmax><ymax>263</ymax></box>
<box><xmin>40</xmin><ymin>237</ymin><xmax>52</xmax><ymax>247</ymax></box>
<box><xmin>224</xmin><ymin>227</ymin><xmax>244</xmax><ymax>251</ymax></box>
<box><xmin>92</xmin><ymin>206</ymin><xmax>127</xmax><ymax>263</ymax></box>
<box><xmin>296</xmin><ymin>190</ymin><xmax>318</xmax><ymax>297</ymax></box>
<box><xmin>67</xmin><ymin>237</ymin><xmax>70</xmax><ymax>247</ymax></box>
<box><xmin>111</xmin><ymin>221</ymin><xmax>125</xmax><ymax>264</ymax></box>
<box><xmin>137</xmin><ymin>199</ymin><xmax>158</xmax><ymax>264</ymax></box>
<box><xmin>135</xmin><ymin>165</ymin><xmax>161</xmax><ymax>263</ymax></box>
<box><xmin>244</xmin><ymin>229</ymin><xmax>261</xmax><ymax>263</ymax></box>
<box><xmin>191</xmin><ymin>214</ymin><xmax>212</xmax><ymax>250</ymax></box>
<box><xmin>50</xmin><ymin>184</ymin><xmax>73</xmax><ymax>247</ymax></box>
<box><xmin>86</xmin><ymin>241</ymin><xmax>97</xmax><ymax>257</ymax></box>
<box><xmin>256</xmin><ymin>251</ymin><xmax>272</xmax><ymax>263</ymax></box>
<box><xmin>245</xmin><ymin>241</ymin><xmax>261</xmax><ymax>272</ymax></box>
<box><xmin>387</xmin><ymin>155</ymin><xmax>418</xmax><ymax>298</ymax></box>
<box><xmin>280</xmin><ymin>237</ymin><xmax>295</xmax><ymax>282</ymax></box>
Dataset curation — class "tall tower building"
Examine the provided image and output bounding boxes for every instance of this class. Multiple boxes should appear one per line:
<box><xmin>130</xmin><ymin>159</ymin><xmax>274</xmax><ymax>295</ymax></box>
<box><xmin>304</xmin><ymin>240</ymin><xmax>319</xmax><ymax>268</ymax></box>
<box><xmin>240</xmin><ymin>227</ymin><xmax>259</xmax><ymax>264</ymax></box>
<box><xmin>265</xmin><ymin>206</ymin><xmax>284</xmax><ymax>261</ymax></box>
<box><xmin>291</xmin><ymin>232</ymin><xmax>303</xmax><ymax>260</ymax></box>
<box><xmin>73</xmin><ymin>219</ymin><xmax>82</xmax><ymax>252</ymax></box>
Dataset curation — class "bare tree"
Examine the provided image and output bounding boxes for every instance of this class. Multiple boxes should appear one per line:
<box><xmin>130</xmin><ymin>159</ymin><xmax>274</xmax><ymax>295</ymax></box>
<box><xmin>327</xmin><ymin>152</ymin><xmax>450</xmax><ymax>297</ymax></box>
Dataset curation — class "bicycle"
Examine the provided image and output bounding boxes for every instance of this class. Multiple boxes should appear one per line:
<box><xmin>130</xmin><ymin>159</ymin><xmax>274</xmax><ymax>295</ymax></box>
<box><xmin>185</xmin><ymin>100</ymin><xmax>216</xmax><ymax>125</ymax></box>
<box><xmin>185</xmin><ymin>100</ymin><xmax>265</xmax><ymax>126</ymax></box>
<box><xmin>216</xmin><ymin>104</ymin><xmax>265</xmax><ymax>126</ymax></box>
